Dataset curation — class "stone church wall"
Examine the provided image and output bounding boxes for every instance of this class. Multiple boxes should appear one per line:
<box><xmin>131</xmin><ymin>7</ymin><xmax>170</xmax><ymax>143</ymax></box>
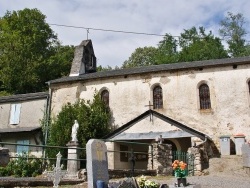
<box><xmin>50</xmin><ymin>63</ymin><xmax>250</xmax><ymax>150</ymax></box>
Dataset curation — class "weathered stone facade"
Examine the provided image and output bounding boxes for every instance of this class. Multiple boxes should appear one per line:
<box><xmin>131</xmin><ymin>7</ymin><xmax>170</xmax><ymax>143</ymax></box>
<box><xmin>49</xmin><ymin>55</ymin><xmax>250</xmax><ymax>153</ymax></box>
<box><xmin>48</xmin><ymin>40</ymin><xmax>250</xmax><ymax>170</ymax></box>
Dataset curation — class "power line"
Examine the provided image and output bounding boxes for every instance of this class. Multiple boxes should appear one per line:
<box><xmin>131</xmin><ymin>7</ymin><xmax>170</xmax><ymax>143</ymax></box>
<box><xmin>49</xmin><ymin>23</ymin><xmax>250</xmax><ymax>43</ymax></box>
<box><xmin>49</xmin><ymin>23</ymin><xmax>171</xmax><ymax>37</ymax></box>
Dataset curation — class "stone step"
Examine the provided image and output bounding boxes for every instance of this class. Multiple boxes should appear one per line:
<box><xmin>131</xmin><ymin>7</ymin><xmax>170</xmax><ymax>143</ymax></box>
<box><xmin>208</xmin><ymin>155</ymin><xmax>245</xmax><ymax>175</ymax></box>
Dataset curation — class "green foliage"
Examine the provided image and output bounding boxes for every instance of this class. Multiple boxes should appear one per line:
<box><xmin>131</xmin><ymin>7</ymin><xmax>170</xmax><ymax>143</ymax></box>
<box><xmin>46</xmin><ymin>92</ymin><xmax>111</xmax><ymax>164</ymax></box>
<box><xmin>0</xmin><ymin>8</ymin><xmax>74</xmax><ymax>94</ymax></box>
<box><xmin>122</xmin><ymin>47</ymin><xmax>159</xmax><ymax>68</ymax></box>
<box><xmin>123</xmin><ymin>27</ymin><xmax>228</xmax><ymax>68</ymax></box>
<box><xmin>178</xmin><ymin>27</ymin><xmax>228</xmax><ymax>62</ymax></box>
<box><xmin>156</xmin><ymin>33</ymin><xmax>179</xmax><ymax>64</ymax></box>
<box><xmin>0</xmin><ymin>153</ymin><xmax>43</xmax><ymax>177</ymax></box>
<box><xmin>219</xmin><ymin>12</ymin><xmax>249</xmax><ymax>57</ymax></box>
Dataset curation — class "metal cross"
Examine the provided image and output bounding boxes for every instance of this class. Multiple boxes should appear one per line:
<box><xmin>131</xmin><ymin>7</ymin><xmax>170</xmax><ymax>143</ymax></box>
<box><xmin>145</xmin><ymin>101</ymin><xmax>154</xmax><ymax>121</ymax></box>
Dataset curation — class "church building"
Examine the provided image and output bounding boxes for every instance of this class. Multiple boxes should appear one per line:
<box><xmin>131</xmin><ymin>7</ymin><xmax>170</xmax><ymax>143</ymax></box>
<box><xmin>48</xmin><ymin>40</ymin><xmax>250</xmax><ymax>170</ymax></box>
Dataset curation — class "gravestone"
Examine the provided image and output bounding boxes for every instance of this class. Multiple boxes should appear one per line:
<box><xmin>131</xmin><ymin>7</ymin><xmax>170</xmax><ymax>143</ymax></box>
<box><xmin>87</xmin><ymin>139</ymin><xmax>109</xmax><ymax>188</ymax></box>
<box><xmin>43</xmin><ymin>152</ymin><xmax>67</xmax><ymax>188</ymax></box>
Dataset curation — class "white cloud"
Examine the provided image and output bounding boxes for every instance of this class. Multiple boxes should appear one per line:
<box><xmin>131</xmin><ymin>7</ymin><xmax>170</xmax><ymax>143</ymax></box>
<box><xmin>1</xmin><ymin>0</ymin><xmax>250</xmax><ymax>67</ymax></box>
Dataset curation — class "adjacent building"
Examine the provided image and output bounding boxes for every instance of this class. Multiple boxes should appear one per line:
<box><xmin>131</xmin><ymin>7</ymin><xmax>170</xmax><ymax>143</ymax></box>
<box><xmin>0</xmin><ymin>92</ymin><xmax>48</xmax><ymax>157</ymax></box>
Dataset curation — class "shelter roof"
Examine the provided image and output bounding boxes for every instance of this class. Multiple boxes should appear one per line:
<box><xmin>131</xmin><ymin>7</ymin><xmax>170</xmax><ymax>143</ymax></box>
<box><xmin>103</xmin><ymin>110</ymin><xmax>210</xmax><ymax>141</ymax></box>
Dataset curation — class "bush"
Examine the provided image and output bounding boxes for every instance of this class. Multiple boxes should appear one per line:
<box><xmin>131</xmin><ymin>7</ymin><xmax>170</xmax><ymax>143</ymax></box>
<box><xmin>0</xmin><ymin>153</ymin><xmax>43</xmax><ymax>177</ymax></box>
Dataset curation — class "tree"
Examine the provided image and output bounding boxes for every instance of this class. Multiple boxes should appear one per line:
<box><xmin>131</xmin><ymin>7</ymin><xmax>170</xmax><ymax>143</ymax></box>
<box><xmin>123</xmin><ymin>27</ymin><xmax>228</xmax><ymax>68</ymax></box>
<box><xmin>156</xmin><ymin>34</ymin><xmax>179</xmax><ymax>64</ymax></box>
<box><xmin>0</xmin><ymin>8</ymin><xmax>74</xmax><ymax>94</ymax></box>
<box><xmin>37</xmin><ymin>44</ymin><xmax>74</xmax><ymax>85</ymax></box>
<box><xmin>219</xmin><ymin>12</ymin><xmax>249</xmax><ymax>57</ymax></box>
<box><xmin>122</xmin><ymin>47</ymin><xmax>158</xmax><ymax>68</ymax></box>
<box><xmin>46</xmin><ymin>92</ymin><xmax>111</xmax><ymax>165</ymax></box>
<box><xmin>179</xmin><ymin>27</ymin><xmax>228</xmax><ymax>62</ymax></box>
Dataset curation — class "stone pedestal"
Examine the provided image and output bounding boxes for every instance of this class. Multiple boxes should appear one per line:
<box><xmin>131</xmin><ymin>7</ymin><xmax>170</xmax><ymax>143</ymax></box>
<box><xmin>66</xmin><ymin>141</ymin><xmax>80</xmax><ymax>178</ymax></box>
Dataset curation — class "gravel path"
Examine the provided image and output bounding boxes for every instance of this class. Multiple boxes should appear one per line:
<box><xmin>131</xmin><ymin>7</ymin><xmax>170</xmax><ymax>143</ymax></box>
<box><xmin>156</xmin><ymin>174</ymin><xmax>250</xmax><ymax>188</ymax></box>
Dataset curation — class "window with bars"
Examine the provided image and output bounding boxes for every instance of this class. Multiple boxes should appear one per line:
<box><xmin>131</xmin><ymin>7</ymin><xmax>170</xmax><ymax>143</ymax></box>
<box><xmin>153</xmin><ymin>86</ymin><xmax>163</xmax><ymax>109</ymax></box>
<box><xmin>248</xmin><ymin>81</ymin><xmax>250</xmax><ymax>94</ymax></box>
<box><xmin>199</xmin><ymin>84</ymin><xmax>211</xmax><ymax>109</ymax></box>
<box><xmin>101</xmin><ymin>90</ymin><xmax>109</xmax><ymax>106</ymax></box>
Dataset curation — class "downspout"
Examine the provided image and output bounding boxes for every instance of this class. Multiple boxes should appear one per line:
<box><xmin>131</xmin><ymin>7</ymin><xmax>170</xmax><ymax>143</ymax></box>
<box><xmin>196</xmin><ymin>135</ymin><xmax>208</xmax><ymax>147</ymax></box>
<box><xmin>43</xmin><ymin>82</ymin><xmax>53</xmax><ymax>159</ymax></box>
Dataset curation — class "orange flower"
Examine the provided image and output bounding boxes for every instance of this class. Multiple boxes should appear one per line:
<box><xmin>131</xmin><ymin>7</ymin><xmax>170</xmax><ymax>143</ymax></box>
<box><xmin>172</xmin><ymin>164</ymin><xmax>178</xmax><ymax>169</ymax></box>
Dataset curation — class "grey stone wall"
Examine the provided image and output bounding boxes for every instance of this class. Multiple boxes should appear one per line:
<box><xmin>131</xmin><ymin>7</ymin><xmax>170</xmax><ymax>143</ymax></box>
<box><xmin>0</xmin><ymin>147</ymin><xmax>10</xmax><ymax>167</ymax></box>
<box><xmin>187</xmin><ymin>146</ymin><xmax>209</xmax><ymax>175</ymax></box>
<box><xmin>147</xmin><ymin>143</ymin><xmax>172</xmax><ymax>175</ymax></box>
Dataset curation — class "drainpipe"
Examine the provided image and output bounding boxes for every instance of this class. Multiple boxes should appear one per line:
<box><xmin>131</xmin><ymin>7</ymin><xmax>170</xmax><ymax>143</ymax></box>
<box><xmin>43</xmin><ymin>82</ymin><xmax>53</xmax><ymax>159</ymax></box>
<box><xmin>196</xmin><ymin>136</ymin><xmax>208</xmax><ymax>147</ymax></box>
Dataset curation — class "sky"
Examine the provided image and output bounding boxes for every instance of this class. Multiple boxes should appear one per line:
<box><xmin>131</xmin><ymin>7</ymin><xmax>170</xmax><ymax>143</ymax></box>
<box><xmin>1</xmin><ymin>0</ymin><xmax>250</xmax><ymax>68</ymax></box>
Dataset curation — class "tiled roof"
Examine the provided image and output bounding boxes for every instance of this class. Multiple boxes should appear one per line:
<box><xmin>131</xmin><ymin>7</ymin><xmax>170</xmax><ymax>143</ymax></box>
<box><xmin>0</xmin><ymin>126</ymin><xmax>41</xmax><ymax>133</ymax></box>
<box><xmin>48</xmin><ymin>56</ymin><xmax>250</xmax><ymax>84</ymax></box>
<box><xmin>0</xmin><ymin>92</ymin><xmax>48</xmax><ymax>103</ymax></box>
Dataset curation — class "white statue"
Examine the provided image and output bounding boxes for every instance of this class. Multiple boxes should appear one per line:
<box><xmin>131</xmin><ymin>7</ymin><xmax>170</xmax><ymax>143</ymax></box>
<box><xmin>71</xmin><ymin>120</ymin><xmax>79</xmax><ymax>142</ymax></box>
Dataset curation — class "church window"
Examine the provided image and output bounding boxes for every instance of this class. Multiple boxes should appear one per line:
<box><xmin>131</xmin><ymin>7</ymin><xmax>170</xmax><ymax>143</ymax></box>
<box><xmin>101</xmin><ymin>90</ymin><xmax>109</xmax><ymax>106</ymax></box>
<box><xmin>153</xmin><ymin>86</ymin><xmax>163</xmax><ymax>109</ymax></box>
<box><xmin>248</xmin><ymin>80</ymin><xmax>250</xmax><ymax>94</ymax></box>
<box><xmin>199</xmin><ymin>84</ymin><xmax>211</xmax><ymax>109</ymax></box>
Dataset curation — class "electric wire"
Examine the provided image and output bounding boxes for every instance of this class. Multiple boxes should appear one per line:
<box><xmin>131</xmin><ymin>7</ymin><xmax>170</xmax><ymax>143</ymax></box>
<box><xmin>49</xmin><ymin>23</ymin><xmax>250</xmax><ymax>43</ymax></box>
<box><xmin>49</xmin><ymin>23</ymin><xmax>177</xmax><ymax>37</ymax></box>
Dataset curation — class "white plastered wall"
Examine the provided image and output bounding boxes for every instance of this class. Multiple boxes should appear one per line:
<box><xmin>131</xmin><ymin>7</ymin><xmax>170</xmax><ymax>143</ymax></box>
<box><xmin>50</xmin><ymin>64</ymin><xmax>250</xmax><ymax>150</ymax></box>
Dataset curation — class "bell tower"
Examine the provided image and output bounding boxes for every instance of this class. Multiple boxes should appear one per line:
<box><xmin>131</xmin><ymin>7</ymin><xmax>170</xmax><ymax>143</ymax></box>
<box><xmin>69</xmin><ymin>40</ymin><xmax>97</xmax><ymax>76</ymax></box>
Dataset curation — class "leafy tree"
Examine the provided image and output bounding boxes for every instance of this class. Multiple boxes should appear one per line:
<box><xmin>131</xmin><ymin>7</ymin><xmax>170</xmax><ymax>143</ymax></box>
<box><xmin>123</xmin><ymin>27</ymin><xmax>228</xmax><ymax>68</ymax></box>
<box><xmin>156</xmin><ymin>34</ymin><xmax>179</xmax><ymax>64</ymax></box>
<box><xmin>46</xmin><ymin>92</ymin><xmax>111</xmax><ymax>166</ymax></box>
<box><xmin>0</xmin><ymin>8</ymin><xmax>74</xmax><ymax>94</ymax></box>
<box><xmin>219</xmin><ymin>12</ymin><xmax>250</xmax><ymax>57</ymax></box>
<box><xmin>122</xmin><ymin>47</ymin><xmax>158</xmax><ymax>68</ymax></box>
<box><xmin>37</xmin><ymin>44</ymin><xmax>74</xmax><ymax>85</ymax></box>
<box><xmin>178</xmin><ymin>27</ymin><xmax>228</xmax><ymax>62</ymax></box>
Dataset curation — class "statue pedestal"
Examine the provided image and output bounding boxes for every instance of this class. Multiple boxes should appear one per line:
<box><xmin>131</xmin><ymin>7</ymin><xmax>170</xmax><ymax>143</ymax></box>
<box><xmin>66</xmin><ymin>141</ymin><xmax>80</xmax><ymax>178</ymax></box>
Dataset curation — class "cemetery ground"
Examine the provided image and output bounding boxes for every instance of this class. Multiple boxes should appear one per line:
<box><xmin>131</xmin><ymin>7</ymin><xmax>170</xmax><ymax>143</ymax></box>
<box><xmin>2</xmin><ymin>156</ymin><xmax>250</xmax><ymax>188</ymax></box>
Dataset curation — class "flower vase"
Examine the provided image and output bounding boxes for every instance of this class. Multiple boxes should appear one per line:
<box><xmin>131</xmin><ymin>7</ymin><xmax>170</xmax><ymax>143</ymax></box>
<box><xmin>177</xmin><ymin>177</ymin><xmax>187</xmax><ymax>187</ymax></box>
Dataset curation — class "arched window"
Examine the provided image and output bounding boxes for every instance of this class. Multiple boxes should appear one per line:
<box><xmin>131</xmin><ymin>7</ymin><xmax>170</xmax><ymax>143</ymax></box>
<box><xmin>248</xmin><ymin>80</ymin><xmax>250</xmax><ymax>94</ymax></box>
<box><xmin>199</xmin><ymin>84</ymin><xmax>211</xmax><ymax>109</ymax></box>
<box><xmin>153</xmin><ymin>86</ymin><xmax>163</xmax><ymax>109</ymax></box>
<box><xmin>101</xmin><ymin>90</ymin><xmax>109</xmax><ymax>106</ymax></box>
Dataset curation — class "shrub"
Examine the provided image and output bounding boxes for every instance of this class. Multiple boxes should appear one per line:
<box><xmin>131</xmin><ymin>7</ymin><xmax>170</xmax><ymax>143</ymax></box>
<box><xmin>0</xmin><ymin>153</ymin><xmax>43</xmax><ymax>177</ymax></box>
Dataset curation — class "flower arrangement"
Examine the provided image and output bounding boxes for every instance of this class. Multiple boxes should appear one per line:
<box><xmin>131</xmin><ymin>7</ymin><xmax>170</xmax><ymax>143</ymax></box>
<box><xmin>137</xmin><ymin>175</ymin><xmax>159</xmax><ymax>188</ymax></box>
<box><xmin>172</xmin><ymin>160</ymin><xmax>187</xmax><ymax>178</ymax></box>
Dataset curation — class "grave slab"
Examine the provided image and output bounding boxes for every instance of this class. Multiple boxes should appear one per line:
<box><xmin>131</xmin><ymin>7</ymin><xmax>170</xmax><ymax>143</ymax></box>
<box><xmin>87</xmin><ymin>139</ymin><xmax>109</xmax><ymax>188</ymax></box>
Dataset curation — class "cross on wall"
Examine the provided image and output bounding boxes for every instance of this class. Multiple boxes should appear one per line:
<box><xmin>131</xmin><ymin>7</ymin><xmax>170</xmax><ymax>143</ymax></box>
<box><xmin>145</xmin><ymin>101</ymin><xmax>154</xmax><ymax>121</ymax></box>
